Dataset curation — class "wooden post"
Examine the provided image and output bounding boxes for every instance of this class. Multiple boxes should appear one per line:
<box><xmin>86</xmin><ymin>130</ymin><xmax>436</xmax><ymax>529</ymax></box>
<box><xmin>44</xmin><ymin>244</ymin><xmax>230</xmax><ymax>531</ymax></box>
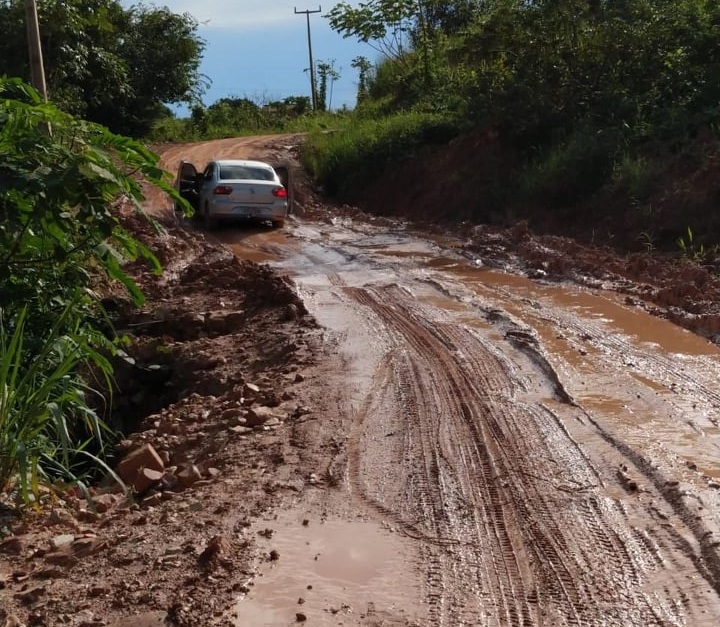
<box><xmin>295</xmin><ymin>6</ymin><xmax>321</xmax><ymax>111</ymax></box>
<box><xmin>24</xmin><ymin>0</ymin><xmax>48</xmax><ymax>101</ymax></box>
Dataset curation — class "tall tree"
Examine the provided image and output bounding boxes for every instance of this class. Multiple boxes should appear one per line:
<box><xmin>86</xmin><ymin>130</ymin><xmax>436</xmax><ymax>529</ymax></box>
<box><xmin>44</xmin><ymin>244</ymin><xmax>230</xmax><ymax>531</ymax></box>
<box><xmin>351</xmin><ymin>55</ymin><xmax>372</xmax><ymax>103</ymax></box>
<box><xmin>316</xmin><ymin>60</ymin><xmax>341</xmax><ymax>110</ymax></box>
<box><xmin>0</xmin><ymin>0</ymin><xmax>205</xmax><ymax>136</ymax></box>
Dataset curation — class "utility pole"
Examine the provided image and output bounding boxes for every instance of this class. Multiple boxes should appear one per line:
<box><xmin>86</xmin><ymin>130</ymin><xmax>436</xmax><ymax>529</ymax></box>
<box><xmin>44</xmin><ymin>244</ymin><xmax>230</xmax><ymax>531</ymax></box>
<box><xmin>294</xmin><ymin>6</ymin><xmax>321</xmax><ymax>111</ymax></box>
<box><xmin>24</xmin><ymin>0</ymin><xmax>48</xmax><ymax>101</ymax></box>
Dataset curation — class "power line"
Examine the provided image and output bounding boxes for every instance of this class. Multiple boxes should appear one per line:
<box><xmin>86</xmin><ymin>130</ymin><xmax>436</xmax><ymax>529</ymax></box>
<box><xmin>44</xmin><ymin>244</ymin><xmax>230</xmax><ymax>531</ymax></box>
<box><xmin>294</xmin><ymin>6</ymin><xmax>321</xmax><ymax>111</ymax></box>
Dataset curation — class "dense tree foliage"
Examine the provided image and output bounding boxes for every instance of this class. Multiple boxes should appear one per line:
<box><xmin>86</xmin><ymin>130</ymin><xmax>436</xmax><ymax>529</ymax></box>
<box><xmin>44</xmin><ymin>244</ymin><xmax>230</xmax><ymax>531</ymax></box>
<box><xmin>0</xmin><ymin>0</ymin><xmax>205</xmax><ymax>137</ymax></box>
<box><xmin>316</xmin><ymin>61</ymin><xmax>341</xmax><ymax>111</ymax></box>
<box><xmin>327</xmin><ymin>0</ymin><xmax>720</xmax><ymax>207</ymax></box>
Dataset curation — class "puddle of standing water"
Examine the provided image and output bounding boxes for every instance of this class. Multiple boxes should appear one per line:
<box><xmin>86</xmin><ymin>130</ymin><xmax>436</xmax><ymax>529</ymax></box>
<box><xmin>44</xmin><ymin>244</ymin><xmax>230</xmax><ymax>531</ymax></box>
<box><xmin>214</xmin><ymin>226</ymin><xmax>289</xmax><ymax>264</ymax></box>
<box><xmin>233</xmin><ymin>514</ymin><xmax>423</xmax><ymax>626</ymax></box>
<box><xmin>432</xmin><ymin>261</ymin><xmax>719</xmax><ymax>356</ymax></box>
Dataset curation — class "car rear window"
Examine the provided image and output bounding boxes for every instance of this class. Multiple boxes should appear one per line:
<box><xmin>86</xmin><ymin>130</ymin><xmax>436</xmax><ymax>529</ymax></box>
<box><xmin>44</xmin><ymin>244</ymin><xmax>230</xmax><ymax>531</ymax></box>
<box><xmin>218</xmin><ymin>165</ymin><xmax>275</xmax><ymax>181</ymax></box>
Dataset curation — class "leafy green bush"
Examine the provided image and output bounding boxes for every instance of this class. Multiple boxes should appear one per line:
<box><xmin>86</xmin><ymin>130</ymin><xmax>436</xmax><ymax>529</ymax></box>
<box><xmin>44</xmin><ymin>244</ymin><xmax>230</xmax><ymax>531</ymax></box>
<box><xmin>0</xmin><ymin>78</ymin><xmax>176</xmax><ymax>313</ymax></box>
<box><xmin>611</xmin><ymin>152</ymin><xmax>665</xmax><ymax>202</ymax></box>
<box><xmin>148</xmin><ymin>115</ymin><xmax>198</xmax><ymax>143</ymax></box>
<box><xmin>146</xmin><ymin>97</ymin><xmax>352</xmax><ymax>143</ymax></box>
<box><xmin>0</xmin><ymin>78</ymin><xmax>181</xmax><ymax>502</ymax></box>
<box><xmin>515</xmin><ymin>126</ymin><xmax>618</xmax><ymax>206</ymax></box>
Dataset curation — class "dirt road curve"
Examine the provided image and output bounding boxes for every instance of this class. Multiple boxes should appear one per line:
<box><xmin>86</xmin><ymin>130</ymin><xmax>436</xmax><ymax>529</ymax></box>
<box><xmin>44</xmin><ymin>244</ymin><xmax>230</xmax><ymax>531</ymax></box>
<box><xmin>159</xmin><ymin>137</ymin><xmax>720</xmax><ymax>626</ymax></box>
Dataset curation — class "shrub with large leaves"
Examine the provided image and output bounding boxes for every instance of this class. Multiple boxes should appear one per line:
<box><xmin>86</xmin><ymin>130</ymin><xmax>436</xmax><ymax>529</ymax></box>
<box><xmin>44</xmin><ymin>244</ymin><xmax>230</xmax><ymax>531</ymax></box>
<box><xmin>0</xmin><ymin>78</ymin><xmax>183</xmax><ymax>502</ymax></box>
<box><xmin>0</xmin><ymin>78</ymin><xmax>176</xmax><ymax>310</ymax></box>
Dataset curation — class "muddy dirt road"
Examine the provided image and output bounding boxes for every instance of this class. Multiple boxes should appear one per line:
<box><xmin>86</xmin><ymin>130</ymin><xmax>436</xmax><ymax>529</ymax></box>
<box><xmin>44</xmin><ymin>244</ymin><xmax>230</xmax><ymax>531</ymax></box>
<box><xmin>159</xmin><ymin>137</ymin><xmax>720</xmax><ymax>626</ymax></box>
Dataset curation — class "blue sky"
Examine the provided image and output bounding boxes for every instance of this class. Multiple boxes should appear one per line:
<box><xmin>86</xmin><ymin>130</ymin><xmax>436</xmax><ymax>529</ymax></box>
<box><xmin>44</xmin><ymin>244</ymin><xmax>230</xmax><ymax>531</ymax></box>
<box><xmin>144</xmin><ymin>1</ymin><xmax>374</xmax><ymax>114</ymax></box>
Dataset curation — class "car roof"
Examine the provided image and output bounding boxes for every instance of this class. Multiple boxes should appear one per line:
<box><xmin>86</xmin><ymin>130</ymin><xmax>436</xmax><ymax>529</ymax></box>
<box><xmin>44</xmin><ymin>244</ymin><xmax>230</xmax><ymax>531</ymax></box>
<box><xmin>211</xmin><ymin>159</ymin><xmax>273</xmax><ymax>169</ymax></box>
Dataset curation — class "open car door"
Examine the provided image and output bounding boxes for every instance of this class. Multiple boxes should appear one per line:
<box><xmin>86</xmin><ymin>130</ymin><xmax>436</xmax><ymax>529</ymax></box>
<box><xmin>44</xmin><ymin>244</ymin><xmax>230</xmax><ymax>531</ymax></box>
<box><xmin>271</xmin><ymin>164</ymin><xmax>294</xmax><ymax>215</ymax></box>
<box><xmin>174</xmin><ymin>161</ymin><xmax>200</xmax><ymax>212</ymax></box>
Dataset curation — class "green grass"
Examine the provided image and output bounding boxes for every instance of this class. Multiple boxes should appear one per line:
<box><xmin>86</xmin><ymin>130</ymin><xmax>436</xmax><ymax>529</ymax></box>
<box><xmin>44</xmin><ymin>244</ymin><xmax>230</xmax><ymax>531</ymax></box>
<box><xmin>146</xmin><ymin>110</ymin><xmax>355</xmax><ymax>143</ymax></box>
<box><xmin>300</xmin><ymin>112</ymin><xmax>461</xmax><ymax>199</ymax></box>
<box><xmin>0</xmin><ymin>299</ymin><xmax>119</xmax><ymax>505</ymax></box>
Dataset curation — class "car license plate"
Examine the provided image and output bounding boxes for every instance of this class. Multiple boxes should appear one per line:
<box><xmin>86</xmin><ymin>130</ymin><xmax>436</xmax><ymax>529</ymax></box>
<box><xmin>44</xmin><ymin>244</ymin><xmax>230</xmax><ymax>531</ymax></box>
<box><xmin>233</xmin><ymin>206</ymin><xmax>254</xmax><ymax>216</ymax></box>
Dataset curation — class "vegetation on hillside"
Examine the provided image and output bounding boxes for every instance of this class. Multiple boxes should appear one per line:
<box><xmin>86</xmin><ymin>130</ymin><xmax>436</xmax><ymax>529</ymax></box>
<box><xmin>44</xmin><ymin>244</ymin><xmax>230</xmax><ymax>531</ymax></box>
<box><xmin>147</xmin><ymin>95</ymin><xmax>337</xmax><ymax>142</ymax></box>
<box><xmin>300</xmin><ymin>0</ymin><xmax>720</xmax><ymax>251</ymax></box>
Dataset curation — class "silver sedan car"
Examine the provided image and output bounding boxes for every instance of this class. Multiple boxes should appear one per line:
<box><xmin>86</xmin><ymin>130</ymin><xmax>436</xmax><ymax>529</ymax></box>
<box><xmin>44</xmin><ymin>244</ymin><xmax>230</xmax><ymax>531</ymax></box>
<box><xmin>176</xmin><ymin>159</ymin><xmax>289</xmax><ymax>228</ymax></box>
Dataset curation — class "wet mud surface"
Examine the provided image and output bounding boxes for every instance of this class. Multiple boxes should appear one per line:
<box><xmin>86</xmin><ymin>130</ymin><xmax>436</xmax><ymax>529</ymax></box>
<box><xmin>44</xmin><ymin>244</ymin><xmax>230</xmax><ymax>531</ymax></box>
<box><xmin>267</xmin><ymin>219</ymin><xmax>720</xmax><ymax>626</ymax></box>
<box><xmin>4</xmin><ymin>134</ymin><xmax>720</xmax><ymax>626</ymax></box>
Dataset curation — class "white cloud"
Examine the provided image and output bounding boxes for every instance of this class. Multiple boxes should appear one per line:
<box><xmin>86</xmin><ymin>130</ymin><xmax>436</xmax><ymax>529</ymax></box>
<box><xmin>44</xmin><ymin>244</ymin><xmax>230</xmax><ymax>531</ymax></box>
<box><xmin>145</xmin><ymin>0</ymin><xmax>320</xmax><ymax>29</ymax></box>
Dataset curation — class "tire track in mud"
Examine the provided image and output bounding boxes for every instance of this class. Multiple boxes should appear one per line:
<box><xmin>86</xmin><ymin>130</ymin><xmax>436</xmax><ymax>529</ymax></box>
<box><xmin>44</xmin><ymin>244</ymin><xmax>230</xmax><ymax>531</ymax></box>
<box><xmin>461</xmin><ymin>280</ymin><xmax>720</xmax><ymax>606</ymax></box>
<box><xmin>341</xmin><ymin>281</ymin><xmax>719</xmax><ymax>626</ymax></box>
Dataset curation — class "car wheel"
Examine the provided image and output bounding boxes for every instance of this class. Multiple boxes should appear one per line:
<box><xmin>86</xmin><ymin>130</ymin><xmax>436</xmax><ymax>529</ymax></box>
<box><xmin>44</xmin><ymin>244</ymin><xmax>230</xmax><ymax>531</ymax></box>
<box><xmin>271</xmin><ymin>219</ymin><xmax>285</xmax><ymax>229</ymax></box>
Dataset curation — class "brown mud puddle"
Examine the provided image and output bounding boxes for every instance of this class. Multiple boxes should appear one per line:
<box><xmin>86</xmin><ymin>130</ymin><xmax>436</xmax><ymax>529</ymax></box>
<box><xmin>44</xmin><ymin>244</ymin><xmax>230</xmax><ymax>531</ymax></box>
<box><xmin>233</xmin><ymin>510</ymin><xmax>423</xmax><ymax>626</ymax></box>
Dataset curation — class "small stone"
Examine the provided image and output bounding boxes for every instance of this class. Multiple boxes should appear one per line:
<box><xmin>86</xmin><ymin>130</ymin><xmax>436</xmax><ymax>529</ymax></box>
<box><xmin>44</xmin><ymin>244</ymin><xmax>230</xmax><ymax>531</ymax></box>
<box><xmin>76</xmin><ymin>509</ymin><xmax>100</xmax><ymax>524</ymax></box>
<box><xmin>220</xmin><ymin>407</ymin><xmax>244</xmax><ymax>422</ymax></box>
<box><xmin>50</xmin><ymin>534</ymin><xmax>75</xmax><ymax>550</ymax></box>
<box><xmin>224</xmin><ymin>311</ymin><xmax>245</xmax><ymax>330</ymax></box>
<box><xmin>295</xmin><ymin>612</ymin><xmax>307</xmax><ymax>622</ymax></box>
<box><xmin>200</xmin><ymin>535</ymin><xmax>225</xmax><ymax>557</ymax></box>
<box><xmin>34</xmin><ymin>567</ymin><xmax>65</xmax><ymax>579</ymax></box>
<box><xmin>71</xmin><ymin>537</ymin><xmax>103</xmax><ymax>557</ymax></box>
<box><xmin>114</xmin><ymin>439</ymin><xmax>134</xmax><ymax>453</ymax></box>
<box><xmin>229</xmin><ymin>425</ymin><xmax>252</xmax><ymax>435</ymax></box>
<box><xmin>91</xmin><ymin>493</ymin><xmax>117</xmax><ymax>513</ymax></box>
<box><xmin>141</xmin><ymin>493</ymin><xmax>163</xmax><ymax>508</ymax></box>
<box><xmin>47</xmin><ymin>509</ymin><xmax>80</xmax><ymax>529</ymax></box>
<box><xmin>243</xmin><ymin>383</ymin><xmax>261</xmax><ymax>397</ymax></box>
<box><xmin>115</xmin><ymin>443</ymin><xmax>165</xmax><ymax>493</ymax></box>
<box><xmin>45</xmin><ymin>551</ymin><xmax>78</xmax><ymax>568</ymax></box>
<box><xmin>245</xmin><ymin>406</ymin><xmax>283</xmax><ymax>427</ymax></box>
<box><xmin>140</xmin><ymin>468</ymin><xmax>164</xmax><ymax>492</ymax></box>
<box><xmin>89</xmin><ymin>585</ymin><xmax>109</xmax><ymax>598</ymax></box>
<box><xmin>269</xmin><ymin>549</ymin><xmax>280</xmax><ymax>561</ymax></box>
<box><xmin>175</xmin><ymin>464</ymin><xmax>202</xmax><ymax>490</ymax></box>
<box><xmin>14</xmin><ymin>586</ymin><xmax>46</xmax><ymax>605</ymax></box>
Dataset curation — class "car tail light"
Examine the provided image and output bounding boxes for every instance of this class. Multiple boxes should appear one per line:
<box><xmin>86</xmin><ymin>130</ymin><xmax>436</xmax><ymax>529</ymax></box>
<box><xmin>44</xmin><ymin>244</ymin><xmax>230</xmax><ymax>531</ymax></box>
<box><xmin>272</xmin><ymin>187</ymin><xmax>287</xmax><ymax>198</ymax></box>
<box><xmin>213</xmin><ymin>185</ymin><xmax>233</xmax><ymax>195</ymax></box>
